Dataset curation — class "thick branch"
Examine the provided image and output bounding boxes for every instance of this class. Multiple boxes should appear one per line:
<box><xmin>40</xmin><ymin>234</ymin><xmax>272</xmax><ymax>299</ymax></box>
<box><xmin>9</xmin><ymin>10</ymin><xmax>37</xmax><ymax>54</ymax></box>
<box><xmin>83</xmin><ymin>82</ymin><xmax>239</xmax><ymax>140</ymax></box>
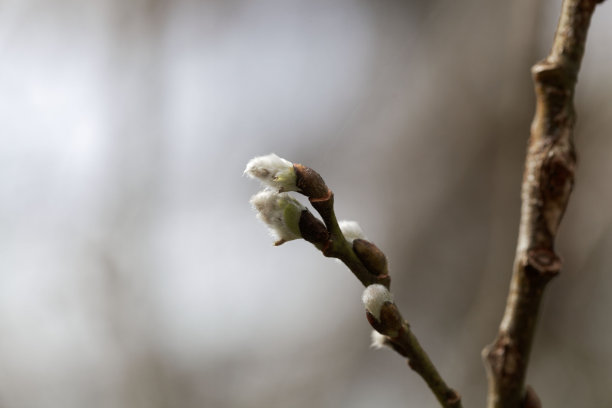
<box><xmin>483</xmin><ymin>1</ymin><xmax>604</xmax><ymax>407</ymax></box>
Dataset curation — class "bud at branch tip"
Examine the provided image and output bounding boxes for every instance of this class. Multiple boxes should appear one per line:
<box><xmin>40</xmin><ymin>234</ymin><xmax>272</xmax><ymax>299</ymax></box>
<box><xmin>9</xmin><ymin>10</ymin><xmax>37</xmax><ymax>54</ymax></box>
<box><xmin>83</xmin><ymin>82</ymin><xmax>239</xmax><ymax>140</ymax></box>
<box><xmin>244</xmin><ymin>153</ymin><xmax>298</xmax><ymax>192</ymax></box>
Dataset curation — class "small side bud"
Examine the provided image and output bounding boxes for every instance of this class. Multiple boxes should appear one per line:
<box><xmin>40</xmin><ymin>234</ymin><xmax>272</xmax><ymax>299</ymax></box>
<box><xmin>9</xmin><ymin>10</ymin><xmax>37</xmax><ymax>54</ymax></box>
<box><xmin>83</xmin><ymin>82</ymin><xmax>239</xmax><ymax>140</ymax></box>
<box><xmin>362</xmin><ymin>284</ymin><xmax>393</xmax><ymax>321</ymax></box>
<box><xmin>370</xmin><ymin>330</ymin><xmax>390</xmax><ymax>350</ymax></box>
<box><xmin>244</xmin><ymin>153</ymin><xmax>298</xmax><ymax>192</ymax></box>
<box><xmin>250</xmin><ymin>189</ymin><xmax>305</xmax><ymax>245</ymax></box>
<box><xmin>353</xmin><ymin>239</ymin><xmax>388</xmax><ymax>276</ymax></box>
<box><xmin>338</xmin><ymin>220</ymin><xmax>365</xmax><ymax>243</ymax></box>
<box><xmin>299</xmin><ymin>210</ymin><xmax>329</xmax><ymax>245</ymax></box>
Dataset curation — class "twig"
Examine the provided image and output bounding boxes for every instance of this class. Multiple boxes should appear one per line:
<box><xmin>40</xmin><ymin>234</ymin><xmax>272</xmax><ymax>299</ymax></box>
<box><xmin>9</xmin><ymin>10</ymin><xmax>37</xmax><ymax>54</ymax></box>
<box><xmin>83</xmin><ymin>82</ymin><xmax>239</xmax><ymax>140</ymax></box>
<box><xmin>366</xmin><ymin>294</ymin><xmax>463</xmax><ymax>408</ymax></box>
<box><xmin>293</xmin><ymin>163</ymin><xmax>462</xmax><ymax>408</ymax></box>
<box><xmin>482</xmin><ymin>1</ymin><xmax>605</xmax><ymax>407</ymax></box>
<box><xmin>246</xmin><ymin>155</ymin><xmax>463</xmax><ymax>407</ymax></box>
<box><xmin>294</xmin><ymin>164</ymin><xmax>391</xmax><ymax>289</ymax></box>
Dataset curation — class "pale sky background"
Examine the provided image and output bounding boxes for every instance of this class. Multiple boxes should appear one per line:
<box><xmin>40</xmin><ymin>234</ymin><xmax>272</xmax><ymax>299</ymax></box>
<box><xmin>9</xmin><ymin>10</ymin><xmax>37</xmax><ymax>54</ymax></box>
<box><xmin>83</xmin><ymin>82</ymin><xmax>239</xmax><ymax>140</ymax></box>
<box><xmin>1</xmin><ymin>0</ymin><xmax>612</xmax><ymax>407</ymax></box>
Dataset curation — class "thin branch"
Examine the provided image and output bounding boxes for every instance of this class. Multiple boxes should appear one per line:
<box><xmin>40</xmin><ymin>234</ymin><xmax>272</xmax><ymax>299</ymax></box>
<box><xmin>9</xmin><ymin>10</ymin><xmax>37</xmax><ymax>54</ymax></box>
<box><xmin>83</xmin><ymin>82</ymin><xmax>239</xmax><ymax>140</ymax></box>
<box><xmin>366</xmin><ymin>297</ymin><xmax>463</xmax><ymax>408</ymax></box>
<box><xmin>294</xmin><ymin>164</ymin><xmax>391</xmax><ymax>289</ymax></box>
<box><xmin>293</xmin><ymin>163</ymin><xmax>462</xmax><ymax>408</ymax></box>
<box><xmin>482</xmin><ymin>1</ymin><xmax>605</xmax><ymax>407</ymax></box>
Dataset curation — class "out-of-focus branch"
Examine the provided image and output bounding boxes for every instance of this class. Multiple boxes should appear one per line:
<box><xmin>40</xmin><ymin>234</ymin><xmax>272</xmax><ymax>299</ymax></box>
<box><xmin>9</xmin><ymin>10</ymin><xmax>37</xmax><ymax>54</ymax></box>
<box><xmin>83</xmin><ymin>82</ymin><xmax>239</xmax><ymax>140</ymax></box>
<box><xmin>482</xmin><ymin>1</ymin><xmax>605</xmax><ymax>407</ymax></box>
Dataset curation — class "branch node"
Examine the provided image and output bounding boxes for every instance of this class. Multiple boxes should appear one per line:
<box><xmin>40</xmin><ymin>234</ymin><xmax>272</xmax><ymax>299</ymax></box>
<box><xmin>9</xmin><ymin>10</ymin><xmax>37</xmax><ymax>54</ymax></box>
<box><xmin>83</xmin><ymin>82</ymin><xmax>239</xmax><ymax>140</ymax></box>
<box><xmin>445</xmin><ymin>390</ymin><xmax>462</xmax><ymax>407</ymax></box>
<box><xmin>531</xmin><ymin>62</ymin><xmax>568</xmax><ymax>86</ymax></box>
<box><xmin>525</xmin><ymin>248</ymin><xmax>561</xmax><ymax>279</ymax></box>
<box><xmin>485</xmin><ymin>335</ymin><xmax>522</xmax><ymax>383</ymax></box>
<box><xmin>541</xmin><ymin>153</ymin><xmax>575</xmax><ymax>203</ymax></box>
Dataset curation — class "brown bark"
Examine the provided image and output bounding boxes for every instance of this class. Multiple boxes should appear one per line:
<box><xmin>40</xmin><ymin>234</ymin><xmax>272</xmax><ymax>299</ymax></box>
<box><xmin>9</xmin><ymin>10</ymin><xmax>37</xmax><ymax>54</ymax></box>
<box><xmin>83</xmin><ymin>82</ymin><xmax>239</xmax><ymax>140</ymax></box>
<box><xmin>482</xmin><ymin>1</ymin><xmax>605</xmax><ymax>407</ymax></box>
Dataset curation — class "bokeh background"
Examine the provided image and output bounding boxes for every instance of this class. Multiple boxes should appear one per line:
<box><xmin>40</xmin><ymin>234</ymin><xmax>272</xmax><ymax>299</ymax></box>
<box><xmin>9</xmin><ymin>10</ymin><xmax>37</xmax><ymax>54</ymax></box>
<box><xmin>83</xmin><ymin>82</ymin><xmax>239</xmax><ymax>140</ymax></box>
<box><xmin>1</xmin><ymin>0</ymin><xmax>612</xmax><ymax>407</ymax></box>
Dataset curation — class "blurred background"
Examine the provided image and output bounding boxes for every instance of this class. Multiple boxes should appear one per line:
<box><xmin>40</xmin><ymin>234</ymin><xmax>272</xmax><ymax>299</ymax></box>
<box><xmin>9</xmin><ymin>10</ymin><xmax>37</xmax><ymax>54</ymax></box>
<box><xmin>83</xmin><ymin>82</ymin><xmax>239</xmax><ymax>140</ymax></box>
<box><xmin>1</xmin><ymin>0</ymin><xmax>612</xmax><ymax>407</ymax></box>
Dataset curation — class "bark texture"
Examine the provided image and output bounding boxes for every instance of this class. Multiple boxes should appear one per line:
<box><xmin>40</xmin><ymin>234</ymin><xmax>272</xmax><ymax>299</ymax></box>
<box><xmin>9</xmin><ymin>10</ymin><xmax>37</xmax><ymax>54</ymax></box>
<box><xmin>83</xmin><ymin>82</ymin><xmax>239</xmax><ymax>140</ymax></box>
<box><xmin>482</xmin><ymin>1</ymin><xmax>605</xmax><ymax>407</ymax></box>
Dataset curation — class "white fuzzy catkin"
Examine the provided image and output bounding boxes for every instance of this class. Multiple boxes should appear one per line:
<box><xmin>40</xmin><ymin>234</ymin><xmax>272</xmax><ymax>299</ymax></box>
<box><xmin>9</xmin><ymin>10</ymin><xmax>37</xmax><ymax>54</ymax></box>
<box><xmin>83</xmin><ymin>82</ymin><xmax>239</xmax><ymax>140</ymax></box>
<box><xmin>370</xmin><ymin>330</ymin><xmax>388</xmax><ymax>350</ymax></box>
<box><xmin>244</xmin><ymin>153</ymin><xmax>298</xmax><ymax>192</ymax></box>
<box><xmin>362</xmin><ymin>284</ymin><xmax>393</xmax><ymax>321</ymax></box>
<box><xmin>250</xmin><ymin>189</ymin><xmax>305</xmax><ymax>244</ymax></box>
<box><xmin>338</xmin><ymin>220</ymin><xmax>365</xmax><ymax>243</ymax></box>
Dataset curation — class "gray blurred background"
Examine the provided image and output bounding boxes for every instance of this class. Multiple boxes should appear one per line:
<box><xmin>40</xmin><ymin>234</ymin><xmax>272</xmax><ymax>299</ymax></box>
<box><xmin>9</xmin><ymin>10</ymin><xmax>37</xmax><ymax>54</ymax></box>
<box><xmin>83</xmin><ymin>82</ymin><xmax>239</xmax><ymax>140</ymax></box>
<box><xmin>1</xmin><ymin>0</ymin><xmax>611</xmax><ymax>407</ymax></box>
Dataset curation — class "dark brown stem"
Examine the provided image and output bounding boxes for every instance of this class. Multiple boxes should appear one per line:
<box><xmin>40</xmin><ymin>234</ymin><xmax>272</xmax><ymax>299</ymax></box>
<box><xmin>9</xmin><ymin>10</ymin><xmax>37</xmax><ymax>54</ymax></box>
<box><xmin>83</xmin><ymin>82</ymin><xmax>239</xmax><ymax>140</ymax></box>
<box><xmin>482</xmin><ymin>1</ymin><xmax>604</xmax><ymax>407</ymax></box>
